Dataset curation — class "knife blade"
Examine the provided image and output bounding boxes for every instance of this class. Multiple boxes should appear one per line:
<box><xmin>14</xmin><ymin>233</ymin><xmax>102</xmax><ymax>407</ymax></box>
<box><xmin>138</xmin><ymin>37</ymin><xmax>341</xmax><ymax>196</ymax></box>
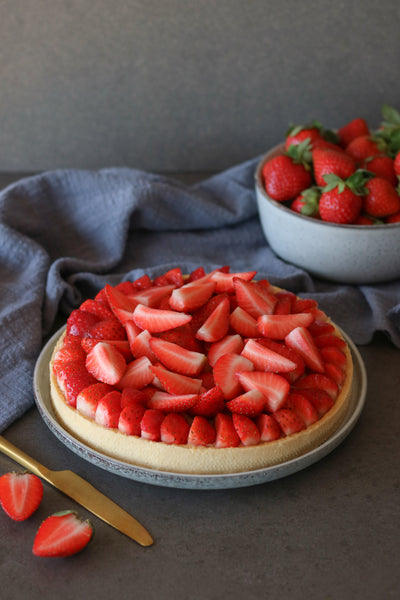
<box><xmin>0</xmin><ymin>435</ymin><xmax>153</xmax><ymax>547</ymax></box>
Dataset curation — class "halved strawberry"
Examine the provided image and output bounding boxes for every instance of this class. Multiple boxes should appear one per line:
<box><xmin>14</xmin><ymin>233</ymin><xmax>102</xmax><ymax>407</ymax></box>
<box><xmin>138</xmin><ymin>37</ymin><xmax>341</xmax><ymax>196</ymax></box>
<box><xmin>86</xmin><ymin>318</ymin><xmax>126</xmax><ymax>341</ymax></box>
<box><xmin>160</xmin><ymin>413</ymin><xmax>190</xmax><ymax>445</ymax></box>
<box><xmin>132</xmin><ymin>303</ymin><xmax>192</xmax><ymax>333</ymax></box>
<box><xmin>295</xmin><ymin>373</ymin><xmax>339</xmax><ymax>400</ymax></box>
<box><xmin>285</xmin><ymin>327</ymin><xmax>324</xmax><ymax>373</ymax></box>
<box><xmin>195</xmin><ymin>295</ymin><xmax>230</xmax><ymax>342</ymax></box>
<box><xmin>285</xmin><ymin>392</ymin><xmax>319</xmax><ymax>427</ymax></box>
<box><xmin>85</xmin><ymin>342</ymin><xmax>127</xmax><ymax>385</ymax></box>
<box><xmin>66</xmin><ymin>309</ymin><xmax>100</xmax><ymax>337</ymax></box>
<box><xmin>117</xmin><ymin>356</ymin><xmax>154</xmax><ymax>389</ymax></box>
<box><xmin>234</xmin><ymin>277</ymin><xmax>277</xmax><ymax>318</ymax></box>
<box><xmin>169</xmin><ymin>280</ymin><xmax>216</xmax><ymax>312</ymax></box>
<box><xmin>257</xmin><ymin>313</ymin><xmax>314</xmax><ymax>340</ymax></box>
<box><xmin>226</xmin><ymin>389</ymin><xmax>265</xmax><ymax>416</ymax></box>
<box><xmin>313</xmin><ymin>334</ymin><xmax>347</xmax><ymax>349</ymax></box>
<box><xmin>33</xmin><ymin>511</ymin><xmax>94</xmax><ymax>557</ymax></box>
<box><xmin>118</xmin><ymin>404</ymin><xmax>146</xmax><ymax>436</ymax></box>
<box><xmin>273</xmin><ymin>408</ymin><xmax>306</xmax><ymax>435</ymax></box>
<box><xmin>149</xmin><ymin>337</ymin><xmax>207</xmax><ymax>376</ymax></box>
<box><xmin>207</xmin><ymin>334</ymin><xmax>245</xmax><ymax>367</ymax></box>
<box><xmin>296</xmin><ymin>388</ymin><xmax>334</xmax><ymax>416</ymax></box>
<box><xmin>320</xmin><ymin>346</ymin><xmax>347</xmax><ymax>370</ymax></box>
<box><xmin>104</xmin><ymin>284</ymin><xmax>137</xmax><ymax>324</ymax></box>
<box><xmin>129</xmin><ymin>330</ymin><xmax>158</xmax><ymax>362</ymax></box>
<box><xmin>189</xmin><ymin>293</ymin><xmax>229</xmax><ymax>332</ymax></box>
<box><xmin>188</xmin><ymin>266</ymin><xmax>206</xmax><ymax>282</ymax></box>
<box><xmin>80</xmin><ymin>298</ymin><xmax>115</xmax><ymax>321</ymax></box>
<box><xmin>95</xmin><ymin>390</ymin><xmax>122</xmax><ymax>428</ymax></box>
<box><xmin>128</xmin><ymin>284</ymin><xmax>176</xmax><ymax>308</ymax></box>
<box><xmin>188</xmin><ymin>416</ymin><xmax>216</xmax><ymax>446</ymax></box>
<box><xmin>153</xmin><ymin>267</ymin><xmax>184</xmax><ymax>287</ymax></box>
<box><xmin>256</xmin><ymin>414</ymin><xmax>282</xmax><ymax>442</ymax></box>
<box><xmin>229</xmin><ymin>306</ymin><xmax>259</xmax><ymax>338</ymax></box>
<box><xmin>324</xmin><ymin>362</ymin><xmax>346</xmax><ymax>385</ymax></box>
<box><xmin>140</xmin><ymin>408</ymin><xmax>165</xmax><ymax>441</ymax></box>
<box><xmin>81</xmin><ymin>338</ymin><xmax>132</xmax><ymax>361</ymax></box>
<box><xmin>291</xmin><ymin>297</ymin><xmax>319</xmax><ymax>313</ymax></box>
<box><xmin>189</xmin><ymin>385</ymin><xmax>226</xmax><ymax>416</ymax></box>
<box><xmin>56</xmin><ymin>362</ymin><xmax>97</xmax><ymax>407</ymax></box>
<box><xmin>209</xmin><ymin>270</ymin><xmax>256</xmax><ymax>293</ymax></box>
<box><xmin>76</xmin><ymin>382</ymin><xmax>114</xmax><ymax>419</ymax></box>
<box><xmin>150</xmin><ymin>364</ymin><xmax>202</xmax><ymax>395</ymax></box>
<box><xmin>147</xmin><ymin>391</ymin><xmax>198</xmax><ymax>413</ymax></box>
<box><xmin>236</xmin><ymin>371</ymin><xmax>290</xmax><ymax>413</ymax></box>
<box><xmin>120</xmin><ymin>387</ymin><xmax>149</xmax><ymax>407</ymax></box>
<box><xmin>0</xmin><ymin>472</ymin><xmax>43</xmax><ymax>521</ymax></box>
<box><xmin>159</xmin><ymin>323</ymin><xmax>203</xmax><ymax>352</ymax></box>
<box><xmin>273</xmin><ymin>291</ymin><xmax>294</xmax><ymax>315</ymax></box>
<box><xmin>232</xmin><ymin>414</ymin><xmax>261</xmax><ymax>446</ymax></box>
<box><xmin>213</xmin><ymin>353</ymin><xmax>254</xmax><ymax>400</ymax></box>
<box><xmin>53</xmin><ymin>344</ymin><xmax>86</xmax><ymax>374</ymax></box>
<box><xmin>308</xmin><ymin>320</ymin><xmax>335</xmax><ymax>337</ymax></box>
<box><xmin>241</xmin><ymin>339</ymin><xmax>297</xmax><ymax>373</ymax></box>
<box><xmin>214</xmin><ymin>413</ymin><xmax>241</xmax><ymax>448</ymax></box>
<box><xmin>254</xmin><ymin>338</ymin><xmax>305</xmax><ymax>383</ymax></box>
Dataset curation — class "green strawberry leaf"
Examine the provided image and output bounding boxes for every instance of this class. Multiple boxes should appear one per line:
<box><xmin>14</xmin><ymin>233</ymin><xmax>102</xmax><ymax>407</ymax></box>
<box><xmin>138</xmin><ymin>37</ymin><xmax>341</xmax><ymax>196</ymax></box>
<box><xmin>381</xmin><ymin>104</ymin><xmax>400</xmax><ymax>127</ymax></box>
<box><xmin>299</xmin><ymin>186</ymin><xmax>321</xmax><ymax>216</ymax></box>
<box><xmin>286</xmin><ymin>139</ymin><xmax>312</xmax><ymax>167</ymax></box>
<box><xmin>322</xmin><ymin>174</ymin><xmax>346</xmax><ymax>193</ymax></box>
<box><xmin>346</xmin><ymin>169</ymin><xmax>375</xmax><ymax>195</ymax></box>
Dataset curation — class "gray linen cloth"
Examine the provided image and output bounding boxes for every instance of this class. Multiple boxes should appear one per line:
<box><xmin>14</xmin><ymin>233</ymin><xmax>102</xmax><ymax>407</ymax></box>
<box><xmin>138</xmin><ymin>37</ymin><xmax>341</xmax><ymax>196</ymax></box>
<box><xmin>1</xmin><ymin>159</ymin><xmax>399</xmax><ymax>431</ymax></box>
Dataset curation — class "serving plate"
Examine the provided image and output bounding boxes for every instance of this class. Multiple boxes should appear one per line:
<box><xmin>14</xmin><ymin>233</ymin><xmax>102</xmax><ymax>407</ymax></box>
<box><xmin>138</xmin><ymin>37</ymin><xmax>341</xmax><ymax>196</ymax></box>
<box><xmin>33</xmin><ymin>326</ymin><xmax>367</xmax><ymax>490</ymax></box>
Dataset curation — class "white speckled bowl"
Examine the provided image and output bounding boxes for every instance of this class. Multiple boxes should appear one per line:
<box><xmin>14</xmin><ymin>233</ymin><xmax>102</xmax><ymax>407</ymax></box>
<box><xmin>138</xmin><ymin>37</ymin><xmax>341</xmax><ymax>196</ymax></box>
<box><xmin>255</xmin><ymin>143</ymin><xmax>400</xmax><ymax>284</ymax></box>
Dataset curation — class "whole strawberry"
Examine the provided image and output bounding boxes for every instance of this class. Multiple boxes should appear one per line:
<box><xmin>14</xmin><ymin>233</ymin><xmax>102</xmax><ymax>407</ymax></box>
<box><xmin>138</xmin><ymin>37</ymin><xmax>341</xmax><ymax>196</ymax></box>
<box><xmin>312</xmin><ymin>147</ymin><xmax>357</xmax><ymax>187</ymax></box>
<box><xmin>290</xmin><ymin>187</ymin><xmax>320</xmax><ymax>217</ymax></box>
<box><xmin>262</xmin><ymin>141</ymin><xmax>312</xmax><ymax>202</ymax></box>
<box><xmin>394</xmin><ymin>151</ymin><xmax>400</xmax><ymax>178</ymax></box>
<box><xmin>362</xmin><ymin>155</ymin><xmax>397</xmax><ymax>186</ymax></box>
<box><xmin>285</xmin><ymin>122</ymin><xmax>323</xmax><ymax>150</ymax></box>
<box><xmin>318</xmin><ymin>171</ymin><xmax>372</xmax><ymax>224</ymax></box>
<box><xmin>345</xmin><ymin>135</ymin><xmax>384</xmax><ymax>163</ymax></box>
<box><xmin>337</xmin><ymin>117</ymin><xmax>370</xmax><ymax>148</ymax></box>
<box><xmin>363</xmin><ymin>177</ymin><xmax>400</xmax><ymax>217</ymax></box>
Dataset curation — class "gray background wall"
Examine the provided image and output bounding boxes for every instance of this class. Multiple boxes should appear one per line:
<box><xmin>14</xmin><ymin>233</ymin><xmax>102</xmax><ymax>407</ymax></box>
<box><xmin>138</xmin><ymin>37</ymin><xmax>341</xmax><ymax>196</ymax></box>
<box><xmin>1</xmin><ymin>0</ymin><xmax>399</xmax><ymax>173</ymax></box>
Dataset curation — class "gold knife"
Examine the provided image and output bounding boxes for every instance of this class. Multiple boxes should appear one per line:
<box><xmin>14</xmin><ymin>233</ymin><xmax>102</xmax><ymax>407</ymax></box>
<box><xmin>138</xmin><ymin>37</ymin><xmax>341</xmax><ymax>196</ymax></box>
<box><xmin>0</xmin><ymin>435</ymin><xmax>153</xmax><ymax>547</ymax></box>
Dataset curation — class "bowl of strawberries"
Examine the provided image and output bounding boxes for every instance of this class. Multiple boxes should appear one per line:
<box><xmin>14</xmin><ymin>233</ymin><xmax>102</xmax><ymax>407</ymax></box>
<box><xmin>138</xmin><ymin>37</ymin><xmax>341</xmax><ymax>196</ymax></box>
<box><xmin>255</xmin><ymin>105</ymin><xmax>400</xmax><ymax>284</ymax></box>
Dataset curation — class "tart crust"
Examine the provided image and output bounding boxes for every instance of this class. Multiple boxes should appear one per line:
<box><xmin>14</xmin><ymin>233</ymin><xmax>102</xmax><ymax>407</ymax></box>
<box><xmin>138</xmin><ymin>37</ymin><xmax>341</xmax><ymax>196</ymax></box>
<box><xmin>49</xmin><ymin>324</ymin><xmax>353</xmax><ymax>475</ymax></box>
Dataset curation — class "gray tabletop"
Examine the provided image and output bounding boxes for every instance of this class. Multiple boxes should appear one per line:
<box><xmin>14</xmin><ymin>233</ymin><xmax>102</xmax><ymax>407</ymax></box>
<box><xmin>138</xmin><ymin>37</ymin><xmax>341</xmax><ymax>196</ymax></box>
<box><xmin>0</xmin><ymin>173</ymin><xmax>399</xmax><ymax>600</ymax></box>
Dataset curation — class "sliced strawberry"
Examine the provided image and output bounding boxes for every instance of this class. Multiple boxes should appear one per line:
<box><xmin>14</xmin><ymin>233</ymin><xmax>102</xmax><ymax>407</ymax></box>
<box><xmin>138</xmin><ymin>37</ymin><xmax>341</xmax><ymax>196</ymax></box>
<box><xmin>200</xmin><ymin>371</ymin><xmax>215</xmax><ymax>390</ymax></box>
<box><xmin>53</xmin><ymin>344</ymin><xmax>86</xmax><ymax>374</ymax></box>
<box><xmin>232</xmin><ymin>414</ymin><xmax>261</xmax><ymax>446</ymax></box>
<box><xmin>188</xmin><ymin>416</ymin><xmax>216</xmax><ymax>446</ymax></box>
<box><xmin>273</xmin><ymin>291</ymin><xmax>295</xmax><ymax>315</ymax></box>
<box><xmin>285</xmin><ymin>392</ymin><xmax>319</xmax><ymax>427</ymax></box>
<box><xmin>117</xmin><ymin>356</ymin><xmax>154</xmax><ymax>389</ymax></box>
<box><xmin>207</xmin><ymin>334</ymin><xmax>245</xmax><ymax>367</ymax></box>
<box><xmin>76</xmin><ymin>382</ymin><xmax>114</xmax><ymax>419</ymax></box>
<box><xmin>229</xmin><ymin>306</ymin><xmax>259</xmax><ymax>338</ymax></box>
<box><xmin>214</xmin><ymin>413</ymin><xmax>241</xmax><ymax>448</ymax></box>
<box><xmin>295</xmin><ymin>373</ymin><xmax>339</xmax><ymax>400</ymax></box>
<box><xmin>313</xmin><ymin>334</ymin><xmax>347</xmax><ymax>349</ymax></box>
<box><xmin>209</xmin><ymin>270</ymin><xmax>256</xmax><ymax>293</ymax></box>
<box><xmin>234</xmin><ymin>277</ymin><xmax>277</xmax><ymax>318</ymax></box>
<box><xmin>189</xmin><ymin>385</ymin><xmax>226</xmax><ymax>417</ymax></box>
<box><xmin>118</xmin><ymin>404</ymin><xmax>146</xmax><ymax>436</ymax></box>
<box><xmin>120</xmin><ymin>387</ymin><xmax>149</xmax><ymax>407</ymax></box>
<box><xmin>273</xmin><ymin>408</ymin><xmax>306</xmax><ymax>436</ymax></box>
<box><xmin>0</xmin><ymin>472</ymin><xmax>43</xmax><ymax>521</ymax></box>
<box><xmin>254</xmin><ymin>338</ymin><xmax>305</xmax><ymax>383</ymax></box>
<box><xmin>81</xmin><ymin>338</ymin><xmax>132</xmax><ymax>361</ymax></box>
<box><xmin>324</xmin><ymin>362</ymin><xmax>346</xmax><ymax>385</ymax></box>
<box><xmin>154</xmin><ymin>267</ymin><xmax>184</xmax><ymax>287</ymax></box>
<box><xmin>236</xmin><ymin>371</ymin><xmax>290</xmax><ymax>413</ymax></box>
<box><xmin>188</xmin><ymin>266</ymin><xmax>206</xmax><ymax>282</ymax></box>
<box><xmin>291</xmin><ymin>297</ymin><xmax>318</xmax><ymax>313</ymax></box>
<box><xmin>226</xmin><ymin>389</ymin><xmax>265</xmax><ymax>416</ymax></box>
<box><xmin>213</xmin><ymin>353</ymin><xmax>254</xmax><ymax>400</ymax></box>
<box><xmin>159</xmin><ymin>323</ymin><xmax>204</xmax><ymax>352</ymax></box>
<box><xmin>160</xmin><ymin>414</ymin><xmax>190</xmax><ymax>445</ymax></box>
<box><xmin>56</xmin><ymin>362</ymin><xmax>97</xmax><ymax>407</ymax></box>
<box><xmin>256</xmin><ymin>414</ymin><xmax>282</xmax><ymax>442</ymax></box>
<box><xmin>189</xmin><ymin>293</ymin><xmax>229</xmax><ymax>332</ymax></box>
<box><xmin>149</xmin><ymin>337</ymin><xmax>207</xmax><ymax>376</ymax></box>
<box><xmin>320</xmin><ymin>346</ymin><xmax>347</xmax><ymax>370</ymax></box>
<box><xmin>257</xmin><ymin>313</ymin><xmax>314</xmax><ymax>340</ymax></box>
<box><xmin>129</xmin><ymin>330</ymin><xmax>158</xmax><ymax>362</ymax></box>
<box><xmin>130</xmin><ymin>274</ymin><xmax>152</xmax><ymax>290</ymax></box>
<box><xmin>86</xmin><ymin>319</ymin><xmax>126</xmax><ymax>341</ymax></box>
<box><xmin>80</xmin><ymin>299</ymin><xmax>115</xmax><ymax>321</ymax></box>
<box><xmin>66</xmin><ymin>309</ymin><xmax>100</xmax><ymax>337</ymax></box>
<box><xmin>296</xmin><ymin>388</ymin><xmax>334</xmax><ymax>416</ymax></box>
<box><xmin>285</xmin><ymin>327</ymin><xmax>324</xmax><ymax>373</ymax></box>
<box><xmin>85</xmin><ymin>342</ymin><xmax>127</xmax><ymax>385</ymax></box>
<box><xmin>104</xmin><ymin>284</ymin><xmax>137</xmax><ymax>324</ymax></box>
<box><xmin>169</xmin><ymin>280</ymin><xmax>216</xmax><ymax>312</ymax></box>
<box><xmin>147</xmin><ymin>391</ymin><xmax>198</xmax><ymax>413</ymax></box>
<box><xmin>308</xmin><ymin>320</ymin><xmax>335</xmax><ymax>337</ymax></box>
<box><xmin>33</xmin><ymin>511</ymin><xmax>94</xmax><ymax>557</ymax></box>
<box><xmin>195</xmin><ymin>295</ymin><xmax>230</xmax><ymax>342</ymax></box>
<box><xmin>140</xmin><ymin>408</ymin><xmax>165</xmax><ymax>440</ymax></box>
<box><xmin>241</xmin><ymin>339</ymin><xmax>296</xmax><ymax>373</ymax></box>
<box><xmin>132</xmin><ymin>303</ymin><xmax>192</xmax><ymax>333</ymax></box>
<box><xmin>95</xmin><ymin>390</ymin><xmax>122</xmax><ymax>428</ymax></box>
<box><xmin>150</xmin><ymin>364</ymin><xmax>202</xmax><ymax>395</ymax></box>
<box><xmin>128</xmin><ymin>284</ymin><xmax>176</xmax><ymax>308</ymax></box>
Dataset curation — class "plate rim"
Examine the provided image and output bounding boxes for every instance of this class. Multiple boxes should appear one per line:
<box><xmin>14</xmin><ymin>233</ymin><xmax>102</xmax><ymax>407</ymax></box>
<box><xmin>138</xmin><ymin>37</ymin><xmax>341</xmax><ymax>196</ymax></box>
<box><xmin>33</xmin><ymin>325</ymin><xmax>367</xmax><ymax>489</ymax></box>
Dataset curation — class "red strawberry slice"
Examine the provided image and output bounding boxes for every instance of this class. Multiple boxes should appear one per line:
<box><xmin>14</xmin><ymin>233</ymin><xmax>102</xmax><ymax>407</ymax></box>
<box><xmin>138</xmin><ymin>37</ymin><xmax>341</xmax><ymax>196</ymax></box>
<box><xmin>188</xmin><ymin>266</ymin><xmax>206</xmax><ymax>282</ymax></box>
<box><xmin>81</xmin><ymin>338</ymin><xmax>132</xmax><ymax>361</ymax></box>
<box><xmin>291</xmin><ymin>297</ymin><xmax>318</xmax><ymax>313</ymax></box>
<box><xmin>320</xmin><ymin>346</ymin><xmax>347</xmax><ymax>370</ymax></box>
<box><xmin>285</xmin><ymin>327</ymin><xmax>324</xmax><ymax>373</ymax></box>
<box><xmin>195</xmin><ymin>295</ymin><xmax>230</xmax><ymax>342</ymax></box>
<box><xmin>324</xmin><ymin>362</ymin><xmax>346</xmax><ymax>385</ymax></box>
<box><xmin>56</xmin><ymin>362</ymin><xmax>97</xmax><ymax>407</ymax></box>
<box><xmin>129</xmin><ymin>330</ymin><xmax>158</xmax><ymax>362</ymax></box>
<box><xmin>128</xmin><ymin>284</ymin><xmax>176</xmax><ymax>308</ymax></box>
<box><xmin>313</xmin><ymin>333</ymin><xmax>347</xmax><ymax>349</ymax></box>
<box><xmin>188</xmin><ymin>416</ymin><xmax>216</xmax><ymax>446</ymax></box>
<box><xmin>232</xmin><ymin>414</ymin><xmax>261</xmax><ymax>446</ymax></box>
<box><xmin>86</xmin><ymin>319</ymin><xmax>126</xmax><ymax>341</ymax></box>
<box><xmin>85</xmin><ymin>342</ymin><xmax>127</xmax><ymax>385</ymax></box>
<box><xmin>159</xmin><ymin>323</ymin><xmax>203</xmax><ymax>352</ymax></box>
<box><xmin>295</xmin><ymin>373</ymin><xmax>339</xmax><ymax>400</ymax></box>
<box><xmin>53</xmin><ymin>344</ymin><xmax>86</xmax><ymax>374</ymax></box>
<box><xmin>257</xmin><ymin>312</ymin><xmax>314</xmax><ymax>340</ymax></box>
<box><xmin>153</xmin><ymin>267</ymin><xmax>184</xmax><ymax>287</ymax></box>
<box><xmin>76</xmin><ymin>382</ymin><xmax>114</xmax><ymax>419</ymax></box>
<box><xmin>189</xmin><ymin>385</ymin><xmax>226</xmax><ymax>417</ymax></box>
<box><xmin>147</xmin><ymin>391</ymin><xmax>198</xmax><ymax>412</ymax></box>
<box><xmin>308</xmin><ymin>320</ymin><xmax>335</xmax><ymax>337</ymax></box>
<box><xmin>140</xmin><ymin>408</ymin><xmax>164</xmax><ymax>440</ymax></box>
<box><xmin>80</xmin><ymin>298</ymin><xmax>115</xmax><ymax>321</ymax></box>
<box><xmin>234</xmin><ymin>277</ymin><xmax>277</xmax><ymax>318</ymax></box>
<box><xmin>214</xmin><ymin>413</ymin><xmax>241</xmax><ymax>448</ymax></box>
<box><xmin>118</xmin><ymin>403</ymin><xmax>146</xmax><ymax>435</ymax></box>
<box><xmin>254</xmin><ymin>338</ymin><xmax>305</xmax><ymax>383</ymax></box>
<box><xmin>130</xmin><ymin>274</ymin><xmax>153</xmax><ymax>290</ymax></box>
<box><xmin>169</xmin><ymin>280</ymin><xmax>216</xmax><ymax>312</ymax></box>
<box><xmin>297</xmin><ymin>388</ymin><xmax>334</xmax><ymax>416</ymax></box>
<box><xmin>273</xmin><ymin>292</ymin><xmax>294</xmax><ymax>315</ymax></box>
<box><xmin>149</xmin><ymin>337</ymin><xmax>207</xmax><ymax>376</ymax></box>
<box><xmin>160</xmin><ymin>414</ymin><xmax>190</xmax><ymax>445</ymax></box>
<box><xmin>229</xmin><ymin>306</ymin><xmax>259</xmax><ymax>338</ymax></box>
<box><xmin>150</xmin><ymin>364</ymin><xmax>202</xmax><ymax>395</ymax></box>
<box><xmin>285</xmin><ymin>392</ymin><xmax>319</xmax><ymax>427</ymax></box>
<box><xmin>104</xmin><ymin>284</ymin><xmax>137</xmax><ymax>324</ymax></box>
<box><xmin>209</xmin><ymin>270</ymin><xmax>256</xmax><ymax>293</ymax></box>
<box><xmin>213</xmin><ymin>353</ymin><xmax>254</xmax><ymax>400</ymax></box>
<box><xmin>226</xmin><ymin>389</ymin><xmax>265</xmax><ymax>416</ymax></box>
<box><xmin>273</xmin><ymin>408</ymin><xmax>306</xmax><ymax>435</ymax></box>
<box><xmin>241</xmin><ymin>339</ymin><xmax>297</xmax><ymax>373</ymax></box>
<box><xmin>66</xmin><ymin>309</ymin><xmax>101</xmax><ymax>337</ymax></box>
<box><xmin>256</xmin><ymin>414</ymin><xmax>282</xmax><ymax>442</ymax></box>
<box><xmin>132</xmin><ymin>303</ymin><xmax>192</xmax><ymax>333</ymax></box>
<box><xmin>117</xmin><ymin>356</ymin><xmax>154</xmax><ymax>389</ymax></box>
<box><xmin>95</xmin><ymin>390</ymin><xmax>122</xmax><ymax>428</ymax></box>
<box><xmin>33</xmin><ymin>511</ymin><xmax>94</xmax><ymax>557</ymax></box>
<box><xmin>190</xmin><ymin>293</ymin><xmax>229</xmax><ymax>332</ymax></box>
<box><xmin>207</xmin><ymin>334</ymin><xmax>245</xmax><ymax>367</ymax></box>
<box><xmin>236</xmin><ymin>371</ymin><xmax>290</xmax><ymax>413</ymax></box>
<box><xmin>0</xmin><ymin>472</ymin><xmax>43</xmax><ymax>521</ymax></box>
<box><xmin>121</xmin><ymin>387</ymin><xmax>148</xmax><ymax>407</ymax></box>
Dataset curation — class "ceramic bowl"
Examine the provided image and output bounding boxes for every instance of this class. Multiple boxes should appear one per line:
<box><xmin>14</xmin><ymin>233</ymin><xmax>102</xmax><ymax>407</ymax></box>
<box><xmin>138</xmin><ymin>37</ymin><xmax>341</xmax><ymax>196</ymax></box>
<box><xmin>255</xmin><ymin>143</ymin><xmax>400</xmax><ymax>284</ymax></box>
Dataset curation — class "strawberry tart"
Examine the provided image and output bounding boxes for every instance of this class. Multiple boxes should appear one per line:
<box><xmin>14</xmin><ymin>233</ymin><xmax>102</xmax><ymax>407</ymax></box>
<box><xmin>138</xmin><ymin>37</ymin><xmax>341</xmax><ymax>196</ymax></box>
<box><xmin>49</xmin><ymin>266</ymin><xmax>353</xmax><ymax>474</ymax></box>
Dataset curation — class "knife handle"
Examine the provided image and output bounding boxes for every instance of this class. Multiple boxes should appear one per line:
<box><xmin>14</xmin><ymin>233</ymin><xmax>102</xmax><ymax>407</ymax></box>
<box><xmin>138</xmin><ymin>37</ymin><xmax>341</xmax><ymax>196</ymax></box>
<box><xmin>0</xmin><ymin>435</ymin><xmax>50</xmax><ymax>480</ymax></box>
